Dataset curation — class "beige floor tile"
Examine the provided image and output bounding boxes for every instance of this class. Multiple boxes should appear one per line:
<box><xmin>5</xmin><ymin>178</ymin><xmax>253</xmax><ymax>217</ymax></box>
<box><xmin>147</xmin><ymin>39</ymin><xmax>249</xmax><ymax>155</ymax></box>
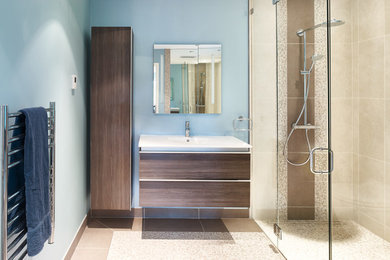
<box><xmin>71</xmin><ymin>248</ymin><xmax>108</xmax><ymax>260</ymax></box>
<box><xmin>222</xmin><ymin>218</ymin><xmax>263</xmax><ymax>232</ymax></box>
<box><xmin>88</xmin><ymin>218</ymin><xmax>142</xmax><ymax>231</ymax></box>
<box><xmin>77</xmin><ymin>228</ymin><xmax>113</xmax><ymax>249</ymax></box>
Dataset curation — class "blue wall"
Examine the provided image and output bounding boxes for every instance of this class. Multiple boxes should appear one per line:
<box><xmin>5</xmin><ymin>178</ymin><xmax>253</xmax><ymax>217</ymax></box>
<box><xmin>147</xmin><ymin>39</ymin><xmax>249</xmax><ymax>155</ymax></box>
<box><xmin>0</xmin><ymin>0</ymin><xmax>90</xmax><ymax>259</ymax></box>
<box><xmin>90</xmin><ymin>0</ymin><xmax>249</xmax><ymax>207</ymax></box>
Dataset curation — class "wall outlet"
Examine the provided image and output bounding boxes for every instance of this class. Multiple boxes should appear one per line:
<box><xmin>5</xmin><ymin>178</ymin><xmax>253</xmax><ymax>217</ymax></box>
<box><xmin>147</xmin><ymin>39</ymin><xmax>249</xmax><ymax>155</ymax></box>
<box><xmin>72</xmin><ymin>75</ymin><xmax>77</xmax><ymax>90</ymax></box>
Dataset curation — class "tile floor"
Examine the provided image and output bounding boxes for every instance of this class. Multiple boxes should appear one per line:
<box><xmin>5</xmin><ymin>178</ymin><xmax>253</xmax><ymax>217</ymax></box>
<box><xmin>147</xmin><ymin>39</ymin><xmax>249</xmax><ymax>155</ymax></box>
<box><xmin>257</xmin><ymin>220</ymin><xmax>390</xmax><ymax>260</ymax></box>
<box><xmin>71</xmin><ymin>218</ymin><xmax>285</xmax><ymax>260</ymax></box>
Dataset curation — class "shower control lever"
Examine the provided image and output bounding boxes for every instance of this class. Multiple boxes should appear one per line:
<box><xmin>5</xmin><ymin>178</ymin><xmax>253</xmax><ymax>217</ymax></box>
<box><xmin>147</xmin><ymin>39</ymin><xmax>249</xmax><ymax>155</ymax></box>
<box><xmin>292</xmin><ymin>123</ymin><xmax>320</xmax><ymax>130</ymax></box>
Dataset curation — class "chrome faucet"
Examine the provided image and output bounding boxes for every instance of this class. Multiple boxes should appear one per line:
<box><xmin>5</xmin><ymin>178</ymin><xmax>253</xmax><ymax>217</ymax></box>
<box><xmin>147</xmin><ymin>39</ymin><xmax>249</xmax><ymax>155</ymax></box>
<box><xmin>185</xmin><ymin>121</ymin><xmax>190</xmax><ymax>138</ymax></box>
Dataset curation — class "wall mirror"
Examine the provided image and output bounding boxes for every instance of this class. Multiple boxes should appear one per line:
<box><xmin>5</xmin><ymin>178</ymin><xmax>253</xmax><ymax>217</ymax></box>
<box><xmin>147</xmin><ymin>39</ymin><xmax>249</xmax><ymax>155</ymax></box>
<box><xmin>153</xmin><ymin>44</ymin><xmax>222</xmax><ymax>114</ymax></box>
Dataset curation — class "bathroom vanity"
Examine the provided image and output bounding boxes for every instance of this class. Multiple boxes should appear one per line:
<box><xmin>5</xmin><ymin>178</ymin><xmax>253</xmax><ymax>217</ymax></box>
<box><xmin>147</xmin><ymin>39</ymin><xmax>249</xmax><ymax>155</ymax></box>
<box><xmin>138</xmin><ymin>135</ymin><xmax>251</xmax><ymax>208</ymax></box>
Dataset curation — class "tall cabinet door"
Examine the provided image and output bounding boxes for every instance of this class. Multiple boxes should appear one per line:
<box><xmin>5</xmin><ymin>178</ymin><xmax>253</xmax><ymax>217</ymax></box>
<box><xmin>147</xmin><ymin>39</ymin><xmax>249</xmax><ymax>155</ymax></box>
<box><xmin>90</xmin><ymin>27</ymin><xmax>132</xmax><ymax>212</ymax></box>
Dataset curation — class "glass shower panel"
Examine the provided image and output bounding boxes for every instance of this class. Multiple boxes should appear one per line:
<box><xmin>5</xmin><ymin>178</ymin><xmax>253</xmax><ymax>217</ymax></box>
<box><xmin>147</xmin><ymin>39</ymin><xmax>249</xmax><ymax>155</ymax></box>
<box><xmin>250</xmin><ymin>0</ymin><xmax>278</xmax><ymax>247</ymax></box>
<box><xmin>275</xmin><ymin>0</ymin><xmax>331</xmax><ymax>259</ymax></box>
<box><xmin>330</xmin><ymin>0</ymin><xmax>390</xmax><ymax>259</ymax></box>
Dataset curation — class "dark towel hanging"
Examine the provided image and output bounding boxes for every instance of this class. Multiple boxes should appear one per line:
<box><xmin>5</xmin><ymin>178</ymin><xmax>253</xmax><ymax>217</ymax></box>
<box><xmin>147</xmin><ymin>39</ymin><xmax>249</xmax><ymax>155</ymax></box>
<box><xmin>20</xmin><ymin>107</ymin><xmax>51</xmax><ymax>256</ymax></box>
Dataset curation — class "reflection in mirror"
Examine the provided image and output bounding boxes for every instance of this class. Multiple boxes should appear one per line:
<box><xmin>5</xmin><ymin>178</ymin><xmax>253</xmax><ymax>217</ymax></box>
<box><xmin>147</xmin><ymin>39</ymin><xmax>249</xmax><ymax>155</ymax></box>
<box><xmin>153</xmin><ymin>44</ymin><xmax>222</xmax><ymax>114</ymax></box>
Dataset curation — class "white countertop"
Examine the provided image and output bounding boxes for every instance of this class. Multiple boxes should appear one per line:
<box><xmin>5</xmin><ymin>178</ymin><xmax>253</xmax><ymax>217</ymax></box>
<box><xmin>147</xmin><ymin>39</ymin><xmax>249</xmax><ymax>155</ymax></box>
<box><xmin>138</xmin><ymin>135</ymin><xmax>251</xmax><ymax>152</ymax></box>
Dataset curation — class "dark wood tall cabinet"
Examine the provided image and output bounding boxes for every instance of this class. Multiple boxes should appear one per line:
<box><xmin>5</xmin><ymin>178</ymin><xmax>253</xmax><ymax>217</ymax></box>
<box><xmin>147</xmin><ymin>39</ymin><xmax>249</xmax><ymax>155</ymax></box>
<box><xmin>90</xmin><ymin>27</ymin><xmax>133</xmax><ymax>215</ymax></box>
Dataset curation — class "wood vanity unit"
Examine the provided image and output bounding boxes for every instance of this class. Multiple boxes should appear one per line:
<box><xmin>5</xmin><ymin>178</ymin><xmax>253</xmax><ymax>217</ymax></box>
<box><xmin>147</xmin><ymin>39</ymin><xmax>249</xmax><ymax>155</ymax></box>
<box><xmin>139</xmin><ymin>136</ymin><xmax>251</xmax><ymax>208</ymax></box>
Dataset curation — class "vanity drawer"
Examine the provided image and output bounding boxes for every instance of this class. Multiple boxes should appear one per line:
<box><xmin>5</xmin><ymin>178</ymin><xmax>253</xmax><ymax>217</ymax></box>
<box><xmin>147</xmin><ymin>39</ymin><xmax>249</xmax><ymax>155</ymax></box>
<box><xmin>139</xmin><ymin>181</ymin><xmax>250</xmax><ymax>207</ymax></box>
<box><xmin>139</xmin><ymin>153</ymin><xmax>250</xmax><ymax>180</ymax></box>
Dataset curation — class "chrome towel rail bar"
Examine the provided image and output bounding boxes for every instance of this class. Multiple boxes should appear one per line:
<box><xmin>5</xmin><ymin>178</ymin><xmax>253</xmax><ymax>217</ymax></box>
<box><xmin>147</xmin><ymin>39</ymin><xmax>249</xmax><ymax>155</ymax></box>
<box><xmin>1</xmin><ymin>103</ymin><xmax>55</xmax><ymax>260</ymax></box>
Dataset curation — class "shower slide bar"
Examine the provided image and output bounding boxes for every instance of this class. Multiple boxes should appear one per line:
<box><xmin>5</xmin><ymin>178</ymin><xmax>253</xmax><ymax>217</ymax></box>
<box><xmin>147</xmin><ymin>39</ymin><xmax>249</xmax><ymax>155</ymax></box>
<box><xmin>1</xmin><ymin>102</ymin><xmax>55</xmax><ymax>260</ymax></box>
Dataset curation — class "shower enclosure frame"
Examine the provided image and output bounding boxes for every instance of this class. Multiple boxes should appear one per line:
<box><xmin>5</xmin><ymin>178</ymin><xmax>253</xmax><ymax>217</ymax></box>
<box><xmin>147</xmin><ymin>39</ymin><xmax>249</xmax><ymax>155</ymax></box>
<box><xmin>249</xmin><ymin>0</ymin><xmax>335</xmax><ymax>259</ymax></box>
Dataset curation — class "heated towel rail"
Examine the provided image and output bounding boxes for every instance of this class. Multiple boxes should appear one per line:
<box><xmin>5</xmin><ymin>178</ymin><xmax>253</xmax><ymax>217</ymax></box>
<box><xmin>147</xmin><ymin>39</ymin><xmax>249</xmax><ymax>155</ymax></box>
<box><xmin>1</xmin><ymin>102</ymin><xmax>55</xmax><ymax>260</ymax></box>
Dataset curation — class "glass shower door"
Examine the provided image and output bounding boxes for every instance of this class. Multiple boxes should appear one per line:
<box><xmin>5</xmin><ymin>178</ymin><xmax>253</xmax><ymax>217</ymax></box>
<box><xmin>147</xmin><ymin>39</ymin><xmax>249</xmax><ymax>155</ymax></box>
<box><xmin>275</xmin><ymin>0</ymin><xmax>332</xmax><ymax>259</ymax></box>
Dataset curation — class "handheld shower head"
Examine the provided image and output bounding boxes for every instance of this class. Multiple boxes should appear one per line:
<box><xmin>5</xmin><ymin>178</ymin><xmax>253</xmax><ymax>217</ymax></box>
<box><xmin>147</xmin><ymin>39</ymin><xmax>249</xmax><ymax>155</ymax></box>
<box><xmin>311</xmin><ymin>54</ymin><xmax>324</xmax><ymax>63</ymax></box>
<box><xmin>307</xmin><ymin>54</ymin><xmax>324</xmax><ymax>73</ymax></box>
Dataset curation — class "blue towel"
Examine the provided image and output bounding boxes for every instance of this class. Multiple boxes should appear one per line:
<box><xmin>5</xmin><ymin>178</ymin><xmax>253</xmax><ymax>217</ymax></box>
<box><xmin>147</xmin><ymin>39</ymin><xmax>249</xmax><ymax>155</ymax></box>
<box><xmin>20</xmin><ymin>107</ymin><xmax>51</xmax><ymax>256</ymax></box>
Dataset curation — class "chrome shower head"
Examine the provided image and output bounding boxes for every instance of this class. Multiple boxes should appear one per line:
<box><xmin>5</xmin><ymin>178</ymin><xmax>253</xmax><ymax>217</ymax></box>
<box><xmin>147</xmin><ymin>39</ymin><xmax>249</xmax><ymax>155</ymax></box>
<box><xmin>296</xmin><ymin>19</ymin><xmax>345</xmax><ymax>36</ymax></box>
<box><xmin>321</xmin><ymin>19</ymin><xmax>345</xmax><ymax>27</ymax></box>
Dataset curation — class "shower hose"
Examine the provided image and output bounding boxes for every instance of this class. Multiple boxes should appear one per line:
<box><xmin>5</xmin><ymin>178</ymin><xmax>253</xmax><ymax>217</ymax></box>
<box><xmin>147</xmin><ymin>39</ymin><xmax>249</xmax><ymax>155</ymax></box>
<box><xmin>283</xmin><ymin>73</ymin><xmax>312</xmax><ymax>166</ymax></box>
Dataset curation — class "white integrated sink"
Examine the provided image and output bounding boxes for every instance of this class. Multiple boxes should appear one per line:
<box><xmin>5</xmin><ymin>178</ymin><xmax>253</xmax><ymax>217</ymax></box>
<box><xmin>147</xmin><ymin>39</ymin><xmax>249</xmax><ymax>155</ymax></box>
<box><xmin>139</xmin><ymin>135</ymin><xmax>251</xmax><ymax>152</ymax></box>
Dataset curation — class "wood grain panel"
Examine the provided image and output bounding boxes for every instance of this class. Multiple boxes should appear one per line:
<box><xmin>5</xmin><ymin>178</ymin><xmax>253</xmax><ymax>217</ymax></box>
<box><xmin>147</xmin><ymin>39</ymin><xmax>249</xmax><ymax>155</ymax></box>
<box><xmin>90</xmin><ymin>27</ymin><xmax>132</xmax><ymax>211</ymax></box>
<box><xmin>140</xmin><ymin>181</ymin><xmax>250</xmax><ymax>207</ymax></box>
<box><xmin>140</xmin><ymin>153</ymin><xmax>250</xmax><ymax>180</ymax></box>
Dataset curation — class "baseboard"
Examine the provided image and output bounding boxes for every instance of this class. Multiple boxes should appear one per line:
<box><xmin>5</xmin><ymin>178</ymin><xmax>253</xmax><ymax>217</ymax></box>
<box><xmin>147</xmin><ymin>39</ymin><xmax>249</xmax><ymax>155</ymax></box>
<box><xmin>89</xmin><ymin>208</ymin><xmax>143</xmax><ymax>218</ymax></box>
<box><xmin>64</xmin><ymin>215</ymin><xmax>88</xmax><ymax>260</ymax></box>
<box><xmin>89</xmin><ymin>208</ymin><xmax>249</xmax><ymax>219</ymax></box>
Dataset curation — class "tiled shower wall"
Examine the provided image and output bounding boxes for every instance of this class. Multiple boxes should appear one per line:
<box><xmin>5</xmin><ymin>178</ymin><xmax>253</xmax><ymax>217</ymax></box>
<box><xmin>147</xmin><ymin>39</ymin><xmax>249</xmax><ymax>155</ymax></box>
<box><xmin>349</xmin><ymin>0</ymin><xmax>390</xmax><ymax>242</ymax></box>
<box><xmin>330</xmin><ymin>0</ymin><xmax>390</xmax><ymax>243</ymax></box>
<box><xmin>285</xmin><ymin>0</ymin><xmax>316</xmax><ymax>220</ymax></box>
<box><xmin>276</xmin><ymin>0</ymin><xmax>329</xmax><ymax>221</ymax></box>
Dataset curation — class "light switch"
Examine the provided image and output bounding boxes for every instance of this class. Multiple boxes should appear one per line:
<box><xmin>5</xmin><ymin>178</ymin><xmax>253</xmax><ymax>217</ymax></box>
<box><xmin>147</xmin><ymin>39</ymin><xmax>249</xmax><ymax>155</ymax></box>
<box><xmin>72</xmin><ymin>75</ymin><xmax>77</xmax><ymax>90</ymax></box>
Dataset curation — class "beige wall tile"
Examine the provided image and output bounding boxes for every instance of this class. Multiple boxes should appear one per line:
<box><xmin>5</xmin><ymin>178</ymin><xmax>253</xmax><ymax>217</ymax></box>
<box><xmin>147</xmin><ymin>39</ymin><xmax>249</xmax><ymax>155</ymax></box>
<box><xmin>253</xmin><ymin>98</ymin><xmax>277</xmax><ymax>131</ymax></box>
<box><xmin>358</xmin><ymin>211</ymin><xmax>385</xmax><ymax>239</ymax></box>
<box><xmin>252</xmin><ymin>128</ymin><xmax>277</xmax><ymax>154</ymax></box>
<box><xmin>353</xmin><ymin>98</ymin><xmax>359</xmax><ymax>154</ymax></box>
<box><xmin>251</xmin><ymin>152</ymin><xmax>278</xmax><ymax>220</ymax></box>
<box><xmin>386</xmin><ymin>0</ymin><xmax>390</xmax><ymax>35</ymax></box>
<box><xmin>385</xmin><ymin>36</ymin><xmax>390</xmax><ymax>99</ymax></box>
<box><xmin>352</xmin><ymin>42</ymin><xmax>359</xmax><ymax>98</ymax></box>
<box><xmin>353</xmin><ymin>153</ymin><xmax>359</xmax><ymax>221</ymax></box>
<box><xmin>359</xmin><ymin>99</ymin><xmax>385</xmax><ymax>161</ymax></box>
<box><xmin>333</xmin><ymin>207</ymin><xmax>354</xmax><ymax>220</ymax></box>
<box><xmin>352</xmin><ymin>0</ymin><xmax>359</xmax><ymax>43</ymax></box>
<box><xmin>252</xmin><ymin>0</ymin><xmax>276</xmax><ymax>44</ymax></box>
<box><xmin>331</xmin><ymin>43</ymin><xmax>353</xmax><ymax>98</ymax></box>
<box><xmin>252</xmin><ymin>43</ymin><xmax>276</xmax><ymax>99</ymax></box>
<box><xmin>358</xmin><ymin>156</ymin><xmax>385</xmax><ymax>223</ymax></box>
<box><xmin>386</xmin><ymin>101</ymin><xmax>390</xmax><ymax>162</ymax></box>
<box><xmin>331</xmin><ymin>98</ymin><xmax>353</xmax><ymax>153</ymax></box>
<box><xmin>331</xmin><ymin>0</ymin><xmax>352</xmax><ymax>44</ymax></box>
<box><xmin>332</xmin><ymin>152</ymin><xmax>353</xmax><ymax>183</ymax></box>
<box><xmin>359</xmin><ymin>0</ymin><xmax>385</xmax><ymax>41</ymax></box>
<box><xmin>358</xmin><ymin>39</ymin><xmax>384</xmax><ymax>99</ymax></box>
<box><xmin>385</xmin><ymin>226</ymin><xmax>390</xmax><ymax>243</ymax></box>
<box><xmin>386</xmin><ymin>163</ymin><xmax>390</xmax><ymax>230</ymax></box>
<box><xmin>333</xmin><ymin>182</ymin><xmax>354</xmax><ymax>208</ymax></box>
